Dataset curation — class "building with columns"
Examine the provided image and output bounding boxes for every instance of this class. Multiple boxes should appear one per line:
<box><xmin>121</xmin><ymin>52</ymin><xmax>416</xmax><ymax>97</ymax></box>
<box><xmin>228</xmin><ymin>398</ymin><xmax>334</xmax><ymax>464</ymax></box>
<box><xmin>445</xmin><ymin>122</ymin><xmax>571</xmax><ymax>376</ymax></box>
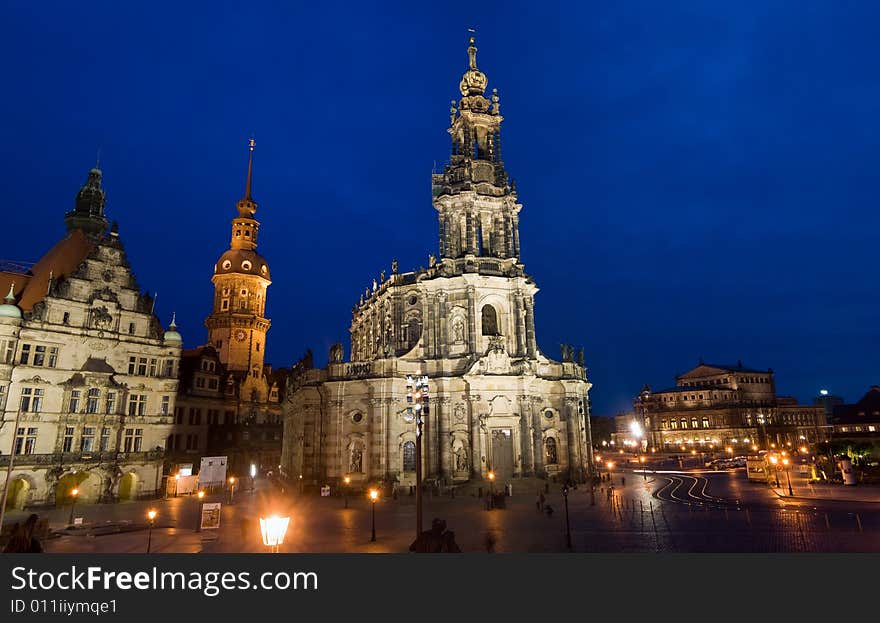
<box><xmin>282</xmin><ymin>37</ymin><xmax>593</xmax><ymax>491</ymax></box>
<box><xmin>624</xmin><ymin>361</ymin><xmax>827</xmax><ymax>454</ymax></box>
<box><xmin>166</xmin><ymin>141</ymin><xmax>284</xmax><ymax>480</ymax></box>
<box><xmin>0</xmin><ymin>165</ymin><xmax>181</xmax><ymax>512</ymax></box>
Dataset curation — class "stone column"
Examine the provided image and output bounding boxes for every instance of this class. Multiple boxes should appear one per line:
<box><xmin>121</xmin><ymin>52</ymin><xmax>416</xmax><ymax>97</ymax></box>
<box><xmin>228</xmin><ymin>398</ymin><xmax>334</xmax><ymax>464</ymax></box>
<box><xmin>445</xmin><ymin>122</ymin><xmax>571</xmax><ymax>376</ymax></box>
<box><xmin>467</xmin><ymin>286</ymin><xmax>477</xmax><ymax>354</ymax></box>
<box><xmin>519</xmin><ymin>395</ymin><xmax>533</xmax><ymax>476</ymax></box>
<box><xmin>438</xmin><ymin>397</ymin><xmax>450</xmax><ymax>478</ymax></box>
<box><xmin>438</xmin><ymin>293</ymin><xmax>448</xmax><ymax>358</ymax></box>
<box><xmin>513</xmin><ymin>293</ymin><xmax>525</xmax><ymax>356</ymax></box>
<box><xmin>512</xmin><ymin>216</ymin><xmax>521</xmax><ymax>258</ymax></box>
<box><xmin>424</xmin><ymin>295</ymin><xmax>435</xmax><ymax>358</ymax></box>
<box><xmin>468</xmin><ymin>395</ymin><xmax>481</xmax><ymax>479</ymax></box>
<box><xmin>531</xmin><ymin>398</ymin><xmax>544</xmax><ymax>476</ymax></box>
<box><xmin>525</xmin><ymin>297</ymin><xmax>537</xmax><ymax>357</ymax></box>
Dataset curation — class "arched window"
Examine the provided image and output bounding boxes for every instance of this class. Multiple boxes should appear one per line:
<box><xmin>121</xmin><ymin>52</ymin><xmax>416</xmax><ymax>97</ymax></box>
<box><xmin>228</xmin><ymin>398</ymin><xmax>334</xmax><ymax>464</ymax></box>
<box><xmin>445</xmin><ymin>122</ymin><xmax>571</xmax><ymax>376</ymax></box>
<box><xmin>481</xmin><ymin>305</ymin><xmax>499</xmax><ymax>336</ymax></box>
<box><xmin>403</xmin><ymin>441</ymin><xmax>416</xmax><ymax>472</ymax></box>
<box><xmin>545</xmin><ymin>437</ymin><xmax>558</xmax><ymax>465</ymax></box>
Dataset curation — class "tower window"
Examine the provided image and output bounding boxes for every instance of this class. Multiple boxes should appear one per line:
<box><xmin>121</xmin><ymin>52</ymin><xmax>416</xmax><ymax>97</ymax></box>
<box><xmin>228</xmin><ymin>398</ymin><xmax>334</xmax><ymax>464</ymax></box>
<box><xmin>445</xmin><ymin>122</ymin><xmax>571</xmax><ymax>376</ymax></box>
<box><xmin>221</xmin><ymin>299</ymin><xmax>229</xmax><ymax>311</ymax></box>
<box><xmin>63</xmin><ymin>312</ymin><xmax>70</xmax><ymax>325</ymax></box>
<box><xmin>235</xmin><ymin>230</ymin><xmax>241</xmax><ymax>237</ymax></box>
<box><xmin>481</xmin><ymin>305</ymin><xmax>499</xmax><ymax>336</ymax></box>
<box><xmin>240</xmin><ymin>288</ymin><xmax>248</xmax><ymax>297</ymax></box>
<box><xmin>256</xmin><ymin>342</ymin><xmax>260</xmax><ymax>352</ymax></box>
<box><xmin>403</xmin><ymin>441</ymin><xmax>416</xmax><ymax>471</ymax></box>
<box><xmin>244</xmin><ymin>230</ymin><xmax>250</xmax><ymax>237</ymax></box>
<box><xmin>129</xmin><ymin>323</ymin><xmax>135</xmax><ymax>335</ymax></box>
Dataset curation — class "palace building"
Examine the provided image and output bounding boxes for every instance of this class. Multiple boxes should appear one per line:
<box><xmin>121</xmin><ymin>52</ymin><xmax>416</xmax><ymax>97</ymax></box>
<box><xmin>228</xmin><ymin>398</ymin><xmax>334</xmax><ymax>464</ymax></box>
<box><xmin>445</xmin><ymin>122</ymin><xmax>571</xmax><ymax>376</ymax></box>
<box><xmin>621</xmin><ymin>361</ymin><xmax>827</xmax><ymax>453</ymax></box>
<box><xmin>0</xmin><ymin>165</ymin><xmax>182</xmax><ymax>511</ymax></box>
<box><xmin>166</xmin><ymin>141</ymin><xmax>284</xmax><ymax>479</ymax></box>
<box><xmin>281</xmin><ymin>37</ymin><xmax>593</xmax><ymax>490</ymax></box>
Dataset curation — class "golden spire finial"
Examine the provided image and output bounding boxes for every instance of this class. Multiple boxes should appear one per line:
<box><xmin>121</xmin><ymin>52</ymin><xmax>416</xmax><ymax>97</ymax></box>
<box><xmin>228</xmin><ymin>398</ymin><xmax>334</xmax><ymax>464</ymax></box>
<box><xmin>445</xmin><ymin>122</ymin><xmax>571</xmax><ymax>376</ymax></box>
<box><xmin>244</xmin><ymin>137</ymin><xmax>255</xmax><ymax>200</ymax></box>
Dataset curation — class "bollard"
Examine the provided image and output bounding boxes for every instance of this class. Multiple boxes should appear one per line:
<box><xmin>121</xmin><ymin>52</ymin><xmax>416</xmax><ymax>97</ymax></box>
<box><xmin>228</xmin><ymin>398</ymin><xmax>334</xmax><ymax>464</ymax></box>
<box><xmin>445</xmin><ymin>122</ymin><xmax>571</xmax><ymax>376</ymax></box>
<box><xmin>640</xmin><ymin>500</ymin><xmax>643</xmax><ymax>513</ymax></box>
<box><xmin>746</xmin><ymin>508</ymin><xmax>751</xmax><ymax>525</ymax></box>
<box><xmin>825</xmin><ymin>513</ymin><xmax>830</xmax><ymax>530</ymax></box>
<box><xmin>856</xmin><ymin>514</ymin><xmax>863</xmax><ymax>533</ymax></box>
<box><xmin>649</xmin><ymin>500</ymin><xmax>653</xmax><ymax>514</ymax></box>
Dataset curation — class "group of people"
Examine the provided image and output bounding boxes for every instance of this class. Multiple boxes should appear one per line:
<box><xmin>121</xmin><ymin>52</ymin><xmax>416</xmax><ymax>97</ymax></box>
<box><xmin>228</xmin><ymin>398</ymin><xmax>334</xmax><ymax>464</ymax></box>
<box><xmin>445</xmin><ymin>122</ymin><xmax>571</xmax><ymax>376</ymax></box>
<box><xmin>536</xmin><ymin>491</ymin><xmax>554</xmax><ymax>517</ymax></box>
<box><xmin>2</xmin><ymin>513</ymin><xmax>43</xmax><ymax>553</ymax></box>
<box><xmin>408</xmin><ymin>518</ymin><xmax>461</xmax><ymax>553</ymax></box>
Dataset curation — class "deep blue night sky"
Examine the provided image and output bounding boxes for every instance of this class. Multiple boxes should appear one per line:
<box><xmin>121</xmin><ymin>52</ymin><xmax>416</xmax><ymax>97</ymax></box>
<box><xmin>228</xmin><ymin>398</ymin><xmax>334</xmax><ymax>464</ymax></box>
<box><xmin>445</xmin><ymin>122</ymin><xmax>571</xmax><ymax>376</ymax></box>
<box><xmin>1</xmin><ymin>2</ymin><xmax>878</xmax><ymax>416</ymax></box>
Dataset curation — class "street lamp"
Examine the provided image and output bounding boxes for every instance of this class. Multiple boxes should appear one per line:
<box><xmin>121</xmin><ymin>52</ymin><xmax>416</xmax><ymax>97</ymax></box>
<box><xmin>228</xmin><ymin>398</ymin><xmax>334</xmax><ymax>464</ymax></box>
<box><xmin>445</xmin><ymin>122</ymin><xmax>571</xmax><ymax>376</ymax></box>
<box><xmin>405</xmin><ymin>372</ymin><xmax>429</xmax><ymax>540</ymax></box>
<box><xmin>369</xmin><ymin>488</ymin><xmax>379</xmax><ymax>542</ymax></box>
<box><xmin>228</xmin><ymin>476</ymin><xmax>236</xmax><ymax>503</ymax></box>
<box><xmin>639</xmin><ymin>455</ymin><xmax>647</xmax><ymax>480</ymax></box>
<box><xmin>250</xmin><ymin>463</ymin><xmax>257</xmax><ymax>492</ymax></box>
<box><xmin>67</xmin><ymin>488</ymin><xmax>79</xmax><ymax>526</ymax></box>
<box><xmin>487</xmin><ymin>470</ymin><xmax>496</xmax><ymax>510</ymax></box>
<box><xmin>769</xmin><ymin>455</ymin><xmax>780</xmax><ymax>488</ymax></box>
<box><xmin>782</xmin><ymin>457</ymin><xmax>794</xmax><ymax>496</ymax></box>
<box><xmin>343</xmin><ymin>475</ymin><xmax>351</xmax><ymax>509</ymax></box>
<box><xmin>195</xmin><ymin>490</ymin><xmax>205</xmax><ymax>532</ymax></box>
<box><xmin>562</xmin><ymin>485</ymin><xmax>572</xmax><ymax>550</ymax></box>
<box><xmin>146</xmin><ymin>509</ymin><xmax>157</xmax><ymax>553</ymax></box>
<box><xmin>259</xmin><ymin>515</ymin><xmax>290</xmax><ymax>553</ymax></box>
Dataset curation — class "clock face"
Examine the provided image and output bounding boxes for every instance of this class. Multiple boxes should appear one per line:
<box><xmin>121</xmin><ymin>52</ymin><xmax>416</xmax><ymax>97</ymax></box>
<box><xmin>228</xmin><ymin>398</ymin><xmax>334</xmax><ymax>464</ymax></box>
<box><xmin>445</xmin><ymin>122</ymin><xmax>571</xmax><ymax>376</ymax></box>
<box><xmin>234</xmin><ymin>330</ymin><xmax>247</xmax><ymax>342</ymax></box>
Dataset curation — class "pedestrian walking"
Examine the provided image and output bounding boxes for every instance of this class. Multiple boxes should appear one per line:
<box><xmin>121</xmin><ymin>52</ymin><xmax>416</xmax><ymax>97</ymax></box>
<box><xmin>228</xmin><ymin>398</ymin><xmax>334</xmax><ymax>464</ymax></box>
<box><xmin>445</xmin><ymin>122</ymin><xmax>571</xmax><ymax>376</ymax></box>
<box><xmin>536</xmin><ymin>491</ymin><xmax>542</xmax><ymax>512</ymax></box>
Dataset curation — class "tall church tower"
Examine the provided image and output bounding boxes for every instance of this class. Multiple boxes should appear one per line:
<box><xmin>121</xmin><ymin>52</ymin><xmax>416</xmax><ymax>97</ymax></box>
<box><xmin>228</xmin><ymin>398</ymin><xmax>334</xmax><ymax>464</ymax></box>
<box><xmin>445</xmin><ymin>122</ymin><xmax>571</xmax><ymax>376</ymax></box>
<box><xmin>433</xmin><ymin>35</ymin><xmax>521</xmax><ymax>262</ymax></box>
<box><xmin>205</xmin><ymin>139</ymin><xmax>272</xmax><ymax>377</ymax></box>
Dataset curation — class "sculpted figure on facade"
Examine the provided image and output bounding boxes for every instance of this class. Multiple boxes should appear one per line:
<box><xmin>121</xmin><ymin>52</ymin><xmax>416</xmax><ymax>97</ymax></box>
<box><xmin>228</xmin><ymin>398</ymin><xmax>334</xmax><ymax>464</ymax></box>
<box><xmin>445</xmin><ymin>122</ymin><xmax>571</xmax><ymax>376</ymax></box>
<box><xmin>330</xmin><ymin>342</ymin><xmax>344</xmax><ymax>363</ymax></box>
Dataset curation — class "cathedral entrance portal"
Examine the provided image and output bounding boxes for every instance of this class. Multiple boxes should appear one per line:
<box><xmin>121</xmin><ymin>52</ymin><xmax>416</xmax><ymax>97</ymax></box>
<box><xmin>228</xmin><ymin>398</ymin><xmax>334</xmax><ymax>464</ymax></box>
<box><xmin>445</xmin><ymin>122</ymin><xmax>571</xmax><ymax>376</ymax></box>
<box><xmin>490</xmin><ymin>429</ymin><xmax>514</xmax><ymax>479</ymax></box>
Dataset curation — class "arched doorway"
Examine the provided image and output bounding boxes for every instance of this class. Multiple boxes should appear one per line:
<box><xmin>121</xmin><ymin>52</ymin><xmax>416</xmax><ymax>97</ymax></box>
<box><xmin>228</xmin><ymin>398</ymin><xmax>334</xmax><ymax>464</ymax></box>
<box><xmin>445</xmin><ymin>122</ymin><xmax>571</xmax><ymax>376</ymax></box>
<box><xmin>117</xmin><ymin>472</ymin><xmax>139</xmax><ymax>501</ymax></box>
<box><xmin>55</xmin><ymin>472</ymin><xmax>91</xmax><ymax>505</ymax></box>
<box><xmin>4</xmin><ymin>478</ymin><xmax>31</xmax><ymax>510</ymax></box>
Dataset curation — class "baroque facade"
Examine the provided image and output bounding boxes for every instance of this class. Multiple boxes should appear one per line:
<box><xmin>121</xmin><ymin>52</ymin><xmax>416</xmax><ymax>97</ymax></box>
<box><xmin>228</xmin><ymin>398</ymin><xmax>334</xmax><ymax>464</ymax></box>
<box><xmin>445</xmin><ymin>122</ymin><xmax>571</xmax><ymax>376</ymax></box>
<box><xmin>0</xmin><ymin>165</ymin><xmax>181</xmax><ymax>511</ymax></box>
<box><xmin>623</xmin><ymin>361</ymin><xmax>827</xmax><ymax>453</ymax></box>
<box><xmin>282</xmin><ymin>37</ymin><xmax>593</xmax><ymax>490</ymax></box>
<box><xmin>167</xmin><ymin>141</ymin><xmax>284</xmax><ymax>480</ymax></box>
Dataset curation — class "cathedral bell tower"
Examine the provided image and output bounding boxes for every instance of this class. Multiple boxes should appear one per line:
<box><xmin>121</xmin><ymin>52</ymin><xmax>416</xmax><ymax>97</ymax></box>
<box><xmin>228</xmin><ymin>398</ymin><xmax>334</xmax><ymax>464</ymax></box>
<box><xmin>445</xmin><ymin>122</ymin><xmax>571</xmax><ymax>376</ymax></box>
<box><xmin>205</xmin><ymin>139</ymin><xmax>272</xmax><ymax>376</ymax></box>
<box><xmin>432</xmin><ymin>36</ymin><xmax>522</xmax><ymax>262</ymax></box>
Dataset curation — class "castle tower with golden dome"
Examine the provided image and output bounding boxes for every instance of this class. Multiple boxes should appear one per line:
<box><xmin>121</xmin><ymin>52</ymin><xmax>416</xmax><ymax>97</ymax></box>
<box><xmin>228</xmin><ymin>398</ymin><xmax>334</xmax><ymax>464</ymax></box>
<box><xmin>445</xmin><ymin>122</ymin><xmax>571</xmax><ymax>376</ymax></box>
<box><xmin>205</xmin><ymin>139</ymin><xmax>272</xmax><ymax>380</ymax></box>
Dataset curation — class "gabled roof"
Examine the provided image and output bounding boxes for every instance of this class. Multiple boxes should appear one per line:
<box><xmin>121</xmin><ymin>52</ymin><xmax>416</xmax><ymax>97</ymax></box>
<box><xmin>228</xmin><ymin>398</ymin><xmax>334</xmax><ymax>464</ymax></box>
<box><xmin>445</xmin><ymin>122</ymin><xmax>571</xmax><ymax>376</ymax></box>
<box><xmin>81</xmin><ymin>357</ymin><xmax>116</xmax><ymax>374</ymax></box>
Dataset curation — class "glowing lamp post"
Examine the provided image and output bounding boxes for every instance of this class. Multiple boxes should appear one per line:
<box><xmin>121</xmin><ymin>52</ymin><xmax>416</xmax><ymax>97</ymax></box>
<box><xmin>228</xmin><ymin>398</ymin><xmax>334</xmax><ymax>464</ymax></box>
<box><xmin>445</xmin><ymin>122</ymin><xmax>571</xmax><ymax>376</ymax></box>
<box><xmin>259</xmin><ymin>515</ymin><xmax>290</xmax><ymax>553</ymax></box>
<box><xmin>639</xmin><ymin>455</ymin><xmax>647</xmax><ymax>480</ymax></box>
<box><xmin>405</xmin><ymin>372</ymin><xmax>429</xmax><ymax>540</ymax></box>
<box><xmin>195</xmin><ymin>490</ymin><xmax>205</xmax><ymax>532</ymax></box>
<box><xmin>250</xmin><ymin>463</ymin><xmax>257</xmax><ymax>492</ymax></box>
<box><xmin>769</xmin><ymin>455</ymin><xmax>780</xmax><ymax>488</ymax></box>
<box><xmin>68</xmin><ymin>488</ymin><xmax>79</xmax><ymax>526</ymax></box>
<box><xmin>228</xmin><ymin>476</ymin><xmax>236</xmax><ymax>503</ymax></box>
<box><xmin>369</xmin><ymin>488</ymin><xmax>379</xmax><ymax>542</ymax></box>
<box><xmin>343</xmin><ymin>475</ymin><xmax>351</xmax><ymax>509</ymax></box>
<box><xmin>487</xmin><ymin>470</ymin><xmax>496</xmax><ymax>510</ymax></box>
<box><xmin>782</xmin><ymin>457</ymin><xmax>794</xmax><ymax>496</ymax></box>
<box><xmin>146</xmin><ymin>509</ymin><xmax>157</xmax><ymax>553</ymax></box>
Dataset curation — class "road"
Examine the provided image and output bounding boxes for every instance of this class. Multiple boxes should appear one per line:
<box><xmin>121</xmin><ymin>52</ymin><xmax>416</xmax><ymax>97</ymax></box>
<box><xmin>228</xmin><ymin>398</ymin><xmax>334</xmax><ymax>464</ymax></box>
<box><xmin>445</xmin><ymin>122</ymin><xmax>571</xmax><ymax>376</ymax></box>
<box><xmin>5</xmin><ymin>471</ymin><xmax>880</xmax><ymax>553</ymax></box>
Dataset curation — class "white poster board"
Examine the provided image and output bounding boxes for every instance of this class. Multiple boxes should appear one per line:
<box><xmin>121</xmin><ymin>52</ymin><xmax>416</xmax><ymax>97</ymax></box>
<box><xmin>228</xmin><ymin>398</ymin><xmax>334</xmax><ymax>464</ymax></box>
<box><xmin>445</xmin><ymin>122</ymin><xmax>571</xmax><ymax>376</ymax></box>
<box><xmin>320</xmin><ymin>486</ymin><xmax>331</xmax><ymax>497</ymax></box>
<box><xmin>198</xmin><ymin>456</ymin><xmax>228</xmax><ymax>488</ymax></box>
